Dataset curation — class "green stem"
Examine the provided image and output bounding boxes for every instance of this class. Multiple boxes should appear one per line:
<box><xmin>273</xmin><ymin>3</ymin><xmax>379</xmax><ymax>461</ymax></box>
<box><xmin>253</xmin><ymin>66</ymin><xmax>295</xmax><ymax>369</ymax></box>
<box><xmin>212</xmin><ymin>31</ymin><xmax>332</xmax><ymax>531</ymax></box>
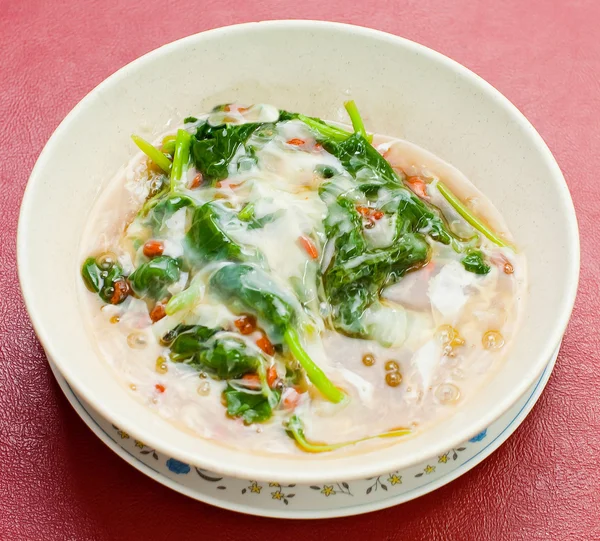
<box><xmin>162</xmin><ymin>135</ymin><xmax>176</xmax><ymax>154</ymax></box>
<box><xmin>165</xmin><ymin>275</ymin><xmax>204</xmax><ymax>315</ymax></box>
<box><xmin>170</xmin><ymin>129</ymin><xmax>192</xmax><ymax>192</ymax></box>
<box><xmin>131</xmin><ymin>135</ymin><xmax>172</xmax><ymax>174</ymax></box>
<box><xmin>437</xmin><ymin>181</ymin><xmax>512</xmax><ymax>248</ymax></box>
<box><xmin>238</xmin><ymin>202</ymin><xmax>255</xmax><ymax>222</ymax></box>
<box><xmin>344</xmin><ymin>100</ymin><xmax>373</xmax><ymax>143</ymax></box>
<box><xmin>344</xmin><ymin>100</ymin><xmax>367</xmax><ymax>139</ymax></box>
<box><xmin>285</xmin><ymin>415</ymin><xmax>410</xmax><ymax>453</ymax></box>
<box><xmin>297</xmin><ymin>114</ymin><xmax>351</xmax><ymax>143</ymax></box>
<box><xmin>284</xmin><ymin>328</ymin><xmax>346</xmax><ymax>403</ymax></box>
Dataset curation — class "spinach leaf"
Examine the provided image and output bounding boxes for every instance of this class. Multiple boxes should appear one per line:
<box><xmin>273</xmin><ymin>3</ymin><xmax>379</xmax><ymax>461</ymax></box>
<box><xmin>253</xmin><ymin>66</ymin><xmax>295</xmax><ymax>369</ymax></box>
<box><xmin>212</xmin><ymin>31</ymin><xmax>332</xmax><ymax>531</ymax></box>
<box><xmin>224</xmin><ymin>385</ymin><xmax>279</xmax><ymax>424</ymax></box>
<box><xmin>210</xmin><ymin>264</ymin><xmax>346</xmax><ymax>403</ymax></box>
<box><xmin>163</xmin><ymin>324</ymin><xmax>260</xmax><ymax>379</ymax></box>
<box><xmin>161</xmin><ymin>324</ymin><xmax>219</xmax><ymax>356</ymax></box>
<box><xmin>323</xmin><ymin>133</ymin><xmax>452</xmax><ymax>245</ymax></box>
<box><xmin>81</xmin><ymin>256</ymin><xmax>128</xmax><ymax>304</ymax></box>
<box><xmin>324</xmin><ymin>232</ymin><xmax>429</xmax><ymax>337</ymax></box>
<box><xmin>185</xmin><ymin>202</ymin><xmax>249</xmax><ymax>263</ymax></box>
<box><xmin>144</xmin><ymin>193</ymin><xmax>194</xmax><ymax>232</ymax></box>
<box><xmin>129</xmin><ymin>255</ymin><xmax>180</xmax><ymax>300</ymax></box>
<box><xmin>461</xmin><ymin>250</ymin><xmax>491</xmax><ymax>275</ymax></box>
<box><xmin>191</xmin><ymin>123</ymin><xmax>262</xmax><ymax>183</ymax></box>
<box><xmin>209</xmin><ymin>263</ymin><xmax>294</xmax><ymax>341</ymax></box>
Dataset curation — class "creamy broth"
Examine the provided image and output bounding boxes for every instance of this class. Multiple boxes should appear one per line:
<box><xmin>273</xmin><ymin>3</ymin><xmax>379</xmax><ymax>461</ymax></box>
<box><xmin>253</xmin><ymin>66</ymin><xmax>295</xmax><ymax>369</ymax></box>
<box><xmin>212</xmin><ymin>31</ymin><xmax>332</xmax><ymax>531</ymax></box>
<box><xmin>79</xmin><ymin>103</ymin><xmax>525</xmax><ymax>456</ymax></box>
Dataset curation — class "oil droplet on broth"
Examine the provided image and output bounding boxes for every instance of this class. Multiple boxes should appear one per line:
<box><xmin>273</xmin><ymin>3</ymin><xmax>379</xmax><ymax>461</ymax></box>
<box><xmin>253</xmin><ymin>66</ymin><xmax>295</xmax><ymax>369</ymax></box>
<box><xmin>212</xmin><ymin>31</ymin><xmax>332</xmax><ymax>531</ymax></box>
<box><xmin>385</xmin><ymin>360</ymin><xmax>399</xmax><ymax>372</ymax></box>
<box><xmin>155</xmin><ymin>356</ymin><xmax>168</xmax><ymax>374</ymax></box>
<box><xmin>482</xmin><ymin>330</ymin><xmax>505</xmax><ymax>350</ymax></box>
<box><xmin>127</xmin><ymin>332</ymin><xmax>148</xmax><ymax>349</ymax></box>
<box><xmin>97</xmin><ymin>252</ymin><xmax>117</xmax><ymax>270</ymax></box>
<box><xmin>362</xmin><ymin>354</ymin><xmax>376</xmax><ymax>367</ymax></box>
<box><xmin>385</xmin><ymin>371</ymin><xmax>402</xmax><ymax>387</ymax></box>
<box><xmin>197</xmin><ymin>381</ymin><xmax>210</xmax><ymax>396</ymax></box>
<box><xmin>435</xmin><ymin>383</ymin><xmax>460</xmax><ymax>404</ymax></box>
<box><xmin>435</xmin><ymin>324</ymin><xmax>456</xmax><ymax>345</ymax></box>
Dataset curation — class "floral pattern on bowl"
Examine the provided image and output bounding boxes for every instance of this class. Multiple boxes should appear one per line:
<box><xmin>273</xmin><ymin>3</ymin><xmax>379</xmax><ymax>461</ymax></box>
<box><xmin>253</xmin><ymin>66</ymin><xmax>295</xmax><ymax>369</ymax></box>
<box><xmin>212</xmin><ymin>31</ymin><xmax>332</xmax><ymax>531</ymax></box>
<box><xmin>46</xmin><ymin>346</ymin><xmax>558</xmax><ymax>518</ymax></box>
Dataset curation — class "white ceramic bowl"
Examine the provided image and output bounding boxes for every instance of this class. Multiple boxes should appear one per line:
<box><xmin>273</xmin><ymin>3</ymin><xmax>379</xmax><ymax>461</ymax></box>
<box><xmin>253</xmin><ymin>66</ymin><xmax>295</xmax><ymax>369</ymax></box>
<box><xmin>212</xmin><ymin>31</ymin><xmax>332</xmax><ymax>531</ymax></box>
<box><xmin>18</xmin><ymin>21</ymin><xmax>579</xmax><ymax>484</ymax></box>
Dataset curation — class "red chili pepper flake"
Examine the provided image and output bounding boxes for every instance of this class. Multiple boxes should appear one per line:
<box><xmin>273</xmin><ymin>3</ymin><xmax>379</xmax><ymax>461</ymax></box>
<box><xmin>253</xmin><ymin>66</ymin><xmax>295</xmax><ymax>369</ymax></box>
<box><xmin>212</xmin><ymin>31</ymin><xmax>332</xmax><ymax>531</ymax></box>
<box><xmin>256</xmin><ymin>335</ymin><xmax>275</xmax><ymax>356</ymax></box>
<box><xmin>356</xmin><ymin>205</ymin><xmax>371</xmax><ymax>217</ymax></box>
<box><xmin>223</xmin><ymin>104</ymin><xmax>231</xmax><ymax>112</ymax></box>
<box><xmin>313</xmin><ymin>142</ymin><xmax>323</xmax><ymax>151</ymax></box>
<box><xmin>372</xmin><ymin>210</ymin><xmax>384</xmax><ymax>220</ymax></box>
<box><xmin>283</xmin><ymin>389</ymin><xmax>300</xmax><ymax>410</ymax></box>
<box><xmin>189</xmin><ymin>173</ymin><xmax>203</xmax><ymax>189</ymax></box>
<box><xmin>143</xmin><ymin>240</ymin><xmax>164</xmax><ymax>258</ymax></box>
<box><xmin>238</xmin><ymin>106</ymin><xmax>249</xmax><ymax>113</ymax></box>
<box><xmin>242</xmin><ymin>373</ymin><xmax>261</xmax><ymax>387</ymax></box>
<box><xmin>267</xmin><ymin>365</ymin><xmax>278</xmax><ymax>388</ymax></box>
<box><xmin>234</xmin><ymin>315</ymin><xmax>256</xmax><ymax>335</ymax></box>
<box><xmin>406</xmin><ymin>176</ymin><xmax>428</xmax><ymax>199</ymax></box>
<box><xmin>150</xmin><ymin>303</ymin><xmax>166</xmax><ymax>323</ymax></box>
<box><xmin>110</xmin><ymin>279</ymin><xmax>130</xmax><ymax>305</ymax></box>
<box><xmin>155</xmin><ymin>384</ymin><xmax>166</xmax><ymax>393</ymax></box>
<box><xmin>299</xmin><ymin>235</ymin><xmax>319</xmax><ymax>259</ymax></box>
<box><xmin>287</xmin><ymin>138</ymin><xmax>305</xmax><ymax>146</ymax></box>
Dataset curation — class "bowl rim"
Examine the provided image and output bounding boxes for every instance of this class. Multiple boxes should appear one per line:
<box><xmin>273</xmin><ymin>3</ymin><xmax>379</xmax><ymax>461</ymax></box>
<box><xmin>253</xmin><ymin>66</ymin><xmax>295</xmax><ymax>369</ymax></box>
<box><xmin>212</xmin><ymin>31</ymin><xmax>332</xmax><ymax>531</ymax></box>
<box><xmin>17</xmin><ymin>19</ymin><xmax>580</xmax><ymax>483</ymax></box>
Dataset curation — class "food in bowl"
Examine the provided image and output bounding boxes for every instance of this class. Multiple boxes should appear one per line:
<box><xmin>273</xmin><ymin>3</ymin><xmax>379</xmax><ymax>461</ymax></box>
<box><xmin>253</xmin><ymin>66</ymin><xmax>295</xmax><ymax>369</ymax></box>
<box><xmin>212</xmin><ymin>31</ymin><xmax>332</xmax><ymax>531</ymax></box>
<box><xmin>80</xmin><ymin>101</ymin><xmax>524</xmax><ymax>455</ymax></box>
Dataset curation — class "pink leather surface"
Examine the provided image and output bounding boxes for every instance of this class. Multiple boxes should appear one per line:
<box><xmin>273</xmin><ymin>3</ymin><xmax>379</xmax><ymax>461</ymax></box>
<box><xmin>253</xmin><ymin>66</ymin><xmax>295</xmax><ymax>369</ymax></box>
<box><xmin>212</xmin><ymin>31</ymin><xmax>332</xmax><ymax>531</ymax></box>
<box><xmin>1</xmin><ymin>1</ymin><xmax>599</xmax><ymax>539</ymax></box>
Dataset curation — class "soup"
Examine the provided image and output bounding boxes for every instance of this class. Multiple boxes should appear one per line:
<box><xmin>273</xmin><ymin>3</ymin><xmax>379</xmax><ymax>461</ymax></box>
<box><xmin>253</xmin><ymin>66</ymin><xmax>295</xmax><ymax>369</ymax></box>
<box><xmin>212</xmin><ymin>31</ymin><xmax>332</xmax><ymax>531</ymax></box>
<box><xmin>80</xmin><ymin>102</ymin><xmax>525</xmax><ymax>455</ymax></box>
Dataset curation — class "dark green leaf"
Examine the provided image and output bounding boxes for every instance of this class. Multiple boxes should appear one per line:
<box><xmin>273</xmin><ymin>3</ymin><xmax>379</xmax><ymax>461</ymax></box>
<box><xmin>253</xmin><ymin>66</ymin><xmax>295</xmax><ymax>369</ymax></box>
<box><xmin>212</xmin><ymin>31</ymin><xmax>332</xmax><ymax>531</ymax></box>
<box><xmin>191</xmin><ymin>123</ymin><xmax>262</xmax><ymax>183</ymax></box>
<box><xmin>223</xmin><ymin>384</ymin><xmax>279</xmax><ymax>424</ymax></box>
<box><xmin>185</xmin><ymin>202</ymin><xmax>255</xmax><ymax>264</ymax></box>
<box><xmin>164</xmin><ymin>325</ymin><xmax>260</xmax><ymax>379</ymax></box>
<box><xmin>209</xmin><ymin>263</ymin><xmax>295</xmax><ymax>341</ymax></box>
<box><xmin>81</xmin><ymin>257</ymin><xmax>103</xmax><ymax>293</ymax></box>
<box><xmin>143</xmin><ymin>193</ymin><xmax>194</xmax><ymax>232</ymax></box>
<box><xmin>129</xmin><ymin>256</ymin><xmax>180</xmax><ymax>300</ymax></box>
<box><xmin>314</xmin><ymin>164</ymin><xmax>338</xmax><ymax>179</ymax></box>
<box><xmin>81</xmin><ymin>256</ymin><xmax>127</xmax><ymax>304</ymax></box>
<box><xmin>461</xmin><ymin>250</ymin><xmax>491</xmax><ymax>275</ymax></box>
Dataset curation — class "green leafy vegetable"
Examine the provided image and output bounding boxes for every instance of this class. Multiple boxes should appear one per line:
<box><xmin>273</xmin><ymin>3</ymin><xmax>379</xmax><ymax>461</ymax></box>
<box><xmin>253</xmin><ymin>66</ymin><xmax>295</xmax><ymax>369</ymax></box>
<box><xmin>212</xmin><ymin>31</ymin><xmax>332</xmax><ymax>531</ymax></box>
<box><xmin>81</xmin><ymin>256</ymin><xmax>128</xmax><ymax>304</ymax></box>
<box><xmin>191</xmin><ymin>122</ymin><xmax>262</xmax><ymax>183</ymax></box>
<box><xmin>185</xmin><ymin>202</ymin><xmax>246</xmax><ymax>263</ymax></box>
<box><xmin>224</xmin><ymin>385</ymin><xmax>279</xmax><ymax>424</ymax></box>
<box><xmin>131</xmin><ymin>135</ymin><xmax>172</xmax><ymax>174</ymax></box>
<box><xmin>210</xmin><ymin>263</ymin><xmax>294</xmax><ymax>340</ymax></box>
<box><xmin>129</xmin><ymin>255</ymin><xmax>180</xmax><ymax>300</ymax></box>
<box><xmin>164</xmin><ymin>324</ymin><xmax>261</xmax><ymax>379</ymax></box>
<box><xmin>210</xmin><ymin>264</ymin><xmax>345</xmax><ymax>403</ymax></box>
<box><xmin>165</xmin><ymin>274</ymin><xmax>204</xmax><ymax>315</ymax></box>
<box><xmin>143</xmin><ymin>193</ymin><xmax>194</xmax><ymax>232</ymax></box>
<box><xmin>461</xmin><ymin>250</ymin><xmax>491</xmax><ymax>275</ymax></box>
<box><xmin>285</xmin><ymin>415</ymin><xmax>410</xmax><ymax>453</ymax></box>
